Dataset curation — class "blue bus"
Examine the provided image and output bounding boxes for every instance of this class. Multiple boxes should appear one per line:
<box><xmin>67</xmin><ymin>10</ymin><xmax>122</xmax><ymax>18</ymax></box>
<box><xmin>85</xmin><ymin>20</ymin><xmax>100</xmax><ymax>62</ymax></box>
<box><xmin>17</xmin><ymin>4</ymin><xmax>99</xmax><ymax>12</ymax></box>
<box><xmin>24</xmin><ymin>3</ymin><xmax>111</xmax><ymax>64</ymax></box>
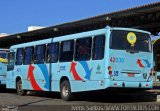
<box><xmin>6</xmin><ymin>26</ymin><xmax>153</xmax><ymax>101</ymax></box>
<box><xmin>0</xmin><ymin>49</ymin><xmax>9</xmax><ymax>86</ymax></box>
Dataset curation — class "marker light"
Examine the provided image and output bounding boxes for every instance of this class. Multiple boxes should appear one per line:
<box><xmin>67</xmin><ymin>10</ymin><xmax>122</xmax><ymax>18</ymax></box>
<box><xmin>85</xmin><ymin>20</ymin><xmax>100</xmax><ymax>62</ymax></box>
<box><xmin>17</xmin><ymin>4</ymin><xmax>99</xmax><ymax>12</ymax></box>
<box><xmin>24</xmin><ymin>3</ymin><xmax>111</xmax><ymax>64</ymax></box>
<box><xmin>108</xmin><ymin>66</ymin><xmax>112</xmax><ymax>71</ymax></box>
<box><xmin>108</xmin><ymin>66</ymin><xmax>112</xmax><ymax>75</ymax></box>
<box><xmin>109</xmin><ymin>71</ymin><xmax>112</xmax><ymax>75</ymax></box>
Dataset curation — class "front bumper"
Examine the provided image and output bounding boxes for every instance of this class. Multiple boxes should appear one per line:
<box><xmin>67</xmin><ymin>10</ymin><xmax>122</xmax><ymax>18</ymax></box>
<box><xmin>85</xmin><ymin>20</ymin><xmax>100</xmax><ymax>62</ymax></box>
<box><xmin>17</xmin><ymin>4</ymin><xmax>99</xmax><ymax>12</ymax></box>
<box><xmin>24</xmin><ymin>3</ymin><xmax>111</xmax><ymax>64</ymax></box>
<box><xmin>107</xmin><ymin>80</ymin><xmax>153</xmax><ymax>89</ymax></box>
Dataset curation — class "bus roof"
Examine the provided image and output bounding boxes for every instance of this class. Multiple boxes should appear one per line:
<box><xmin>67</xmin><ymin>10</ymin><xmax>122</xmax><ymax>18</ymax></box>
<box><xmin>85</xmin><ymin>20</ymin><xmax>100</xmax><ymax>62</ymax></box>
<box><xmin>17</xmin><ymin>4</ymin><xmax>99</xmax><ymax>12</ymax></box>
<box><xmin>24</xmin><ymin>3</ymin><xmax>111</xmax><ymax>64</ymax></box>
<box><xmin>10</xmin><ymin>38</ymin><xmax>52</xmax><ymax>49</ymax></box>
<box><xmin>111</xmin><ymin>27</ymin><xmax>151</xmax><ymax>34</ymax></box>
<box><xmin>0</xmin><ymin>48</ymin><xmax>10</xmax><ymax>51</ymax></box>
<box><xmin>10</xmin><ymin>28</ymin><xmax>108</xmax><ymax>49</ymax></box>
<box><xmin>10</xmin><ymin>26</ymin><xmax>151</xmax><ymax>49</ymax></box>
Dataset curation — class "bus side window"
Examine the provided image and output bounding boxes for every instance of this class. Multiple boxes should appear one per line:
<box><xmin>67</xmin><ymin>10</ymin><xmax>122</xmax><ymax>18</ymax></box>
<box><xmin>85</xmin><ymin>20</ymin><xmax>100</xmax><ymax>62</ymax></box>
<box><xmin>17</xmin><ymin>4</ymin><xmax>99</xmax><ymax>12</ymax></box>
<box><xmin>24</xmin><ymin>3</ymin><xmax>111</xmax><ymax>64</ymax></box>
<box><xmin>34</xmin><ymin>45</ymin><xmax>46</xmax><ymax>64</ymax></box>
<box><xmin>24</xmin><ymin>47</ymin><xmax>34</xmax><ymax>65</ymax></box>
<box><xmin>93</xmin><ymin>35</ymin><xmax>105</xmax><ymax>60</ymax></box>
<box><xmin>59</xmin><ymin>40</ymin><xmax>74</xmax><ymax>62</ymax></box>
<box><xmin>46</xmin><ymin>43</ymin><xmax>59</xmax><ymax>63</ymax></box>
<box><xmin>16</xmin><ymin>48</ymin><xmax>24</xmax><ymax>65</ymax></box>
<box><xmin>75</xmin><ymin>37</ymin><xmax>92</xmax><ymax>61</ymax></box>
<box><xmin>7</xmin><ymin>52</ymin><xmax>15</xmax><ymax>71</ymax></box>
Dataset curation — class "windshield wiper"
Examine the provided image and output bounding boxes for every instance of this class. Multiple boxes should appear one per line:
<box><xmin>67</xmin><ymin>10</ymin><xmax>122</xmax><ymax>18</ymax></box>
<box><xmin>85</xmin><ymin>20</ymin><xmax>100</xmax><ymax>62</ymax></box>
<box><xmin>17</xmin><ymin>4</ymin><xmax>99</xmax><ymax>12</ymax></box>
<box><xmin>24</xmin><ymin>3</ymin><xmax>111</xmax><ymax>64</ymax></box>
<box><xmin>126</xmin><ymin>49</ymin><xmax>139</xmax><ymax>54</ymax></box>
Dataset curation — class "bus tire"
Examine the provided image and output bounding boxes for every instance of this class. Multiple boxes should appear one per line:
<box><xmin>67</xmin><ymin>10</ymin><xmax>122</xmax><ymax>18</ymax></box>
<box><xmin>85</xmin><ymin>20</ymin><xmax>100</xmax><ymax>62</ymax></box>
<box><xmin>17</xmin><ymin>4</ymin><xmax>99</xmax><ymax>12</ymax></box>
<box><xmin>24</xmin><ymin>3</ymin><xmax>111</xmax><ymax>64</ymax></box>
<box><xmin>16</xmin><ymin>79</ymin><xmax>27</xmax><ymax>96</ymax></box>
<box><xmin>60</xmin><ymin>80</ymin><xmax>72</xmax><ymax>101</ymax></box>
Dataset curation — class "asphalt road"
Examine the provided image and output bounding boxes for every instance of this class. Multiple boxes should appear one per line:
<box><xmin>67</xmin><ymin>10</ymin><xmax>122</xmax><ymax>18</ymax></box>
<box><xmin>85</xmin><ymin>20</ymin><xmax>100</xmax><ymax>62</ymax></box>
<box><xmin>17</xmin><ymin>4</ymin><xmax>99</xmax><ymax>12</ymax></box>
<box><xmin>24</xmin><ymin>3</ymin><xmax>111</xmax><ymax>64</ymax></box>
<box><xmin>0</xmin><ymin>86</ymin><xmax>160</xmax><ymax>111</ymax></box>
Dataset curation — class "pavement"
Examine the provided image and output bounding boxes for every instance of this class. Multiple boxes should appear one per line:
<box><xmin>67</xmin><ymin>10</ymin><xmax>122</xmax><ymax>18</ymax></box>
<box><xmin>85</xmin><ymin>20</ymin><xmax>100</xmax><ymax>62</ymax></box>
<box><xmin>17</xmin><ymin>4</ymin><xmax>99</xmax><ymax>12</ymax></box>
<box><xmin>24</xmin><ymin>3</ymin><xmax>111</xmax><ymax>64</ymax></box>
<box><xmin>0</xmin><ymin>86</ymin><xmax>160</xmax><ymax>111</ymax></box>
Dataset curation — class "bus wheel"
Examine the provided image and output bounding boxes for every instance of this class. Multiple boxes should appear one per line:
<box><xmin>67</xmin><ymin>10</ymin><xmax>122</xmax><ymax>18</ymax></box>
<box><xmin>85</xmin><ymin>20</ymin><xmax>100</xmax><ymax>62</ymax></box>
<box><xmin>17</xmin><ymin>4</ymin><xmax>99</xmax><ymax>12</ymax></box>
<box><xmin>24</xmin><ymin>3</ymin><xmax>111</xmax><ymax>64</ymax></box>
<box><xmin>60</xmin><ymin>80</ymin><xmax>72</xmax><ymax>101</ymax></box>
<box><xmin>16</xmin><ymin>79</ymin><xmax>27</xmax><ymax>96</ymax></box>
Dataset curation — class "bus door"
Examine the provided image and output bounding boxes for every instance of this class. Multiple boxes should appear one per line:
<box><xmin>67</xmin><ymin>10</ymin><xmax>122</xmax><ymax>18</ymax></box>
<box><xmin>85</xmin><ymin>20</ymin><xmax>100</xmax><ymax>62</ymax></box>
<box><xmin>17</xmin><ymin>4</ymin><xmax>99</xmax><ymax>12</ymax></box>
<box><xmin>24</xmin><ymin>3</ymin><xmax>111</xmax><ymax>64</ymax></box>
<box><xmin>46</xmin><ymin>42</ymin><xmax>59</xmax><ymax>91</ymax></box>
<box><xmin>6</xmin><ymin>52</ymin><xmax>15</xmax><ymax>88</ymax></box>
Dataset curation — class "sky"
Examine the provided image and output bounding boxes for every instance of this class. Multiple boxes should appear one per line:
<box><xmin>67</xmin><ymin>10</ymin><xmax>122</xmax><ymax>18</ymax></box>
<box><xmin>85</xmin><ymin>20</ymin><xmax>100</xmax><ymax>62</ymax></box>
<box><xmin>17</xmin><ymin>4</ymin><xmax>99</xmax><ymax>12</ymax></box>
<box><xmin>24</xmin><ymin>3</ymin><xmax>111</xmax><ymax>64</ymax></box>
<box><xmin>0</xmin><ymin>0</ymin><xmax>159</xmax><ymax>34</ymax></box>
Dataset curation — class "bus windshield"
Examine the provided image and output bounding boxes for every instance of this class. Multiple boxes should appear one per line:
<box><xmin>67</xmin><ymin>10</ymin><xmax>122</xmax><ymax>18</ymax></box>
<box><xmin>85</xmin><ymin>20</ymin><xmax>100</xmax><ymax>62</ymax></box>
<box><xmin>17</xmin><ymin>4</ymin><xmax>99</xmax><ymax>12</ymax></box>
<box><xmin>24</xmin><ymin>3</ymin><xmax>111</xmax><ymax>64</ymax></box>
<box><xmin>0</xmin><ymin>53</ymin><xmax>7</xmax><ymax>59</ymax></box>
<box><xmin>110</xmin><ymin>30</ymin><xmax>151</xmax><ymax>52</ymax></box>
<box><xmin>0</xmin><ymin>51</ymin><xmax>8</xmax><ymax>63</ymax></box>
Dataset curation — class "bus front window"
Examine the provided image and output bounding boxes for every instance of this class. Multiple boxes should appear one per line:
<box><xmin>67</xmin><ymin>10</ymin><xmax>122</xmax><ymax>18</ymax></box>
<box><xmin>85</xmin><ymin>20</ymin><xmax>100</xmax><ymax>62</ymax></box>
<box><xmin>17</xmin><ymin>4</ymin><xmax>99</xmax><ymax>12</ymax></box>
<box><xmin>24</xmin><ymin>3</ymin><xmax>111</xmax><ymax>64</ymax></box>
<box><xmin>0</xmin><ymin>52</ymin><xmax>8</xmax><ymax>63</ymax></box>
<box><xmin>110</xmin><ymin>30</ymin><xmax>151</xmax><ymax>52</ymax></box>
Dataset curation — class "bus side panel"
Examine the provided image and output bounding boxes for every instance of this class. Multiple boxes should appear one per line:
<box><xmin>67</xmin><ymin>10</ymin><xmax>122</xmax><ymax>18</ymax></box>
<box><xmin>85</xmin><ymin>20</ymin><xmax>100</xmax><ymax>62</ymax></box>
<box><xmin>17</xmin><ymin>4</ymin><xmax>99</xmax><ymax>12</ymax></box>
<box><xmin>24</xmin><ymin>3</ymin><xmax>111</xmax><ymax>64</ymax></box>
<box><xmin>7</xmin><ymin>66</ymin><xmax>30</xmax><ymax>89</ymax></box>
<box><xmin>52</xmin><ymin>62</ymin><xmax>86</xmax><ymax>92</ymax></box>
<box><xmin>7</xmin><ymin>64</ymin><xmax>51</xmax><ymax>91</ymax></box>
<box><xmin>6</xmin><ymin>71</ymin><xmax>16</xmax><ymax>88</ymax></box>
<box><xmin>53</xmin><ymin>60</ymin><xmax>106</xmax><ymax>92</ymax></box>
<box><xmin>50</xmin><ymin>63</ymin><xmax>60</xmax><ymax>91</ymax></box>
<box><xmin>25</xmin><ymin>64</ymin><xmax>50</xmax><ymax>91</ymax></box>
<box><xmin>84</xmin><ymin>60</ymin><xmax>105</xmax><ymax>91</ymax></box>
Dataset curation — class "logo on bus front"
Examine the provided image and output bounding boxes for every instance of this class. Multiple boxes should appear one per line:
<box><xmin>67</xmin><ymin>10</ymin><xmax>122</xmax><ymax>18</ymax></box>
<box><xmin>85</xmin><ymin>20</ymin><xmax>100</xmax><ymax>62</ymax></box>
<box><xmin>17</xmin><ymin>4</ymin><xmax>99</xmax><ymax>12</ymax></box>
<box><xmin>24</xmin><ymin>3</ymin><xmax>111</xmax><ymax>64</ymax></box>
<box><xmin>96</xmin><ymin>64</ymin><xmax>101</xmax><ymax>74</ymax></box>
<box><xmin>110</xmin><ymin>57</ymin><xmax>124</xmax><ymax>63</ymax></box>
<box><xmin>127</xmin><ymin>32</ymin><xmax>137</xmax><ymax>47</ymax></box>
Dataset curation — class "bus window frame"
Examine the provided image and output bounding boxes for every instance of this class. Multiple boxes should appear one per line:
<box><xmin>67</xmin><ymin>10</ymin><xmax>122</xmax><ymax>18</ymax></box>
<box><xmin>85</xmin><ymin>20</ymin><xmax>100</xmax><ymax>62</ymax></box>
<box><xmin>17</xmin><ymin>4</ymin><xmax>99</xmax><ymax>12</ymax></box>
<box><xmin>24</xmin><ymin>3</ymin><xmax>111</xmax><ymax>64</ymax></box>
<box><xmin>24</xmin><ymin>46</ymin><xmax>34</xmax><ymax>65</ymax></box>
<box><xmin>34</xmin><ymin>44</ymin><xmax>46</xmax><ymax>64</ymax></box>
<box><xmin>46</xmin><ymin>42</ymin><xmax>59</xmax><ymax>63</ymax></box>
<box><xmin>74</xmin><ymin>37</ymin><xmax>92</xmax><ymax>61</ymax></box>
<box><xmin>92</xmin><ymin>35</ymin><xmax>105</xmax><ymax>60</ymax></box>
<box><xmin>59</xmin><ymin>40</ymin><xmax>74</xmax><ymax>62</ymax></box>
<box><xmin>15</xmin><ymin>48</ymin><xmax>24</xmax><ymax>65</ymax></box>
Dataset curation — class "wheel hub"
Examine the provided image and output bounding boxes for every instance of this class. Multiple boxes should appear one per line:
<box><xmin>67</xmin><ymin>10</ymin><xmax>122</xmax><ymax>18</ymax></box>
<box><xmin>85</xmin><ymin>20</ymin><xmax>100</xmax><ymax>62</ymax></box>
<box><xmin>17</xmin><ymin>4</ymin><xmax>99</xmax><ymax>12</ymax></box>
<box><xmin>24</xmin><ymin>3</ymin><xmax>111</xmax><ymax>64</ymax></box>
<box><xmin>62</xmin><ymin>86</ymin><xmax>69</xmax><ymax>97</ymax></box>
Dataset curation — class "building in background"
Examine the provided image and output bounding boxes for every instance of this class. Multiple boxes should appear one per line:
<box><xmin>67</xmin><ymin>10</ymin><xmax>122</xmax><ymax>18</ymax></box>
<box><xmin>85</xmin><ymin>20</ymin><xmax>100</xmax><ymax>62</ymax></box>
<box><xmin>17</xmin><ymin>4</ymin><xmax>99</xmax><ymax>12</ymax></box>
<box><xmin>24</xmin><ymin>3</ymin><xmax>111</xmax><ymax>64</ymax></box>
<box><xmin>0</xmin><ymin>33</ymin><xmax>8</xmax><ymax>37</ymax></box>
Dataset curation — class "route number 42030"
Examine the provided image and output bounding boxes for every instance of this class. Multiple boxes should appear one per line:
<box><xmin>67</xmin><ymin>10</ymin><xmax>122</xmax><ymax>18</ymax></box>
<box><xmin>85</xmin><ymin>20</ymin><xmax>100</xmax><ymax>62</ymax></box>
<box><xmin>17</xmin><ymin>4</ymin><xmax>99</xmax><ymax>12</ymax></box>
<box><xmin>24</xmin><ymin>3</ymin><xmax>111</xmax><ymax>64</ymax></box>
<box><xmin>110</xmin><ymin>57</ymin><xmax>124</xmax><ymax>63</ymax></box>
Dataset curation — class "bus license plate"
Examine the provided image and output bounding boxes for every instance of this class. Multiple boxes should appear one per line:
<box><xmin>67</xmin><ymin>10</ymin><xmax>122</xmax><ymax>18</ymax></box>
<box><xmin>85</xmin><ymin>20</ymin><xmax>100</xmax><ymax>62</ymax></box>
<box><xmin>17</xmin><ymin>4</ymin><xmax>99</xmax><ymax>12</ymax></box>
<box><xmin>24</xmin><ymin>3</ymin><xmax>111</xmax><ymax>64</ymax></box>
<box><xmin>128</xmin><ymin>73</ymin><xmax>134</xmax><ymax>77</ymax></box>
